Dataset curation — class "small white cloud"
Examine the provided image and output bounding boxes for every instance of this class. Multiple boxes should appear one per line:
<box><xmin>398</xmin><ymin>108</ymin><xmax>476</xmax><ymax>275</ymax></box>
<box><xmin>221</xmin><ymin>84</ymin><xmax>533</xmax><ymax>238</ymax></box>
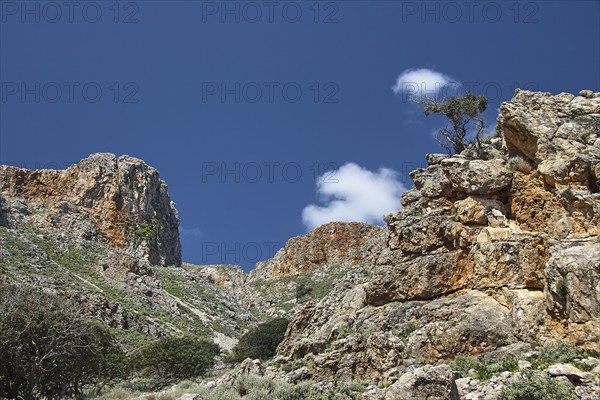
<box><xmin>179</xmin><ymin>226</ymin><xmax>204</xmax><ymax>237</ymax></box>
<box><xmin>392</xmin><ymin>68</ymin><xmax>460</xmax><ymax>98</ymax></box>
<box><xmin>302</xmin><ymin>163</ymin><xmax>406</xmax><ymax>230</ymax></box>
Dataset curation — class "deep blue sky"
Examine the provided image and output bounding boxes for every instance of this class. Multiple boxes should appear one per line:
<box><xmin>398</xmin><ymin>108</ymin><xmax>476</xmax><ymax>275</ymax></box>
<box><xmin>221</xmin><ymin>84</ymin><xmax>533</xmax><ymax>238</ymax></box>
<box><xmin>1</xmin><ymin>1</ymin><xmax>599</xmax><ymax>270</ymax></box>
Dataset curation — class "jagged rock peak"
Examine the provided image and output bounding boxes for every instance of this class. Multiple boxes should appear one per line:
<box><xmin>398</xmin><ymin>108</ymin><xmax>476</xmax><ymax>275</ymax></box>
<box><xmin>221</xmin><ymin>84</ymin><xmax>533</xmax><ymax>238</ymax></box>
<box><xmin>0</xmin><ymin>153</ymin><xmax>181</xmax><ymax>266</ymax></box>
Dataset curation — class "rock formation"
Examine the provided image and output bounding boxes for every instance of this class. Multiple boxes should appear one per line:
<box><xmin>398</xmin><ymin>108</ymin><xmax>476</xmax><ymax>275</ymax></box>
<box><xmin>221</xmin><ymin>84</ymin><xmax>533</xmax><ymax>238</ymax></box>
<box><xmin>274</xmin><ymin>90</ymin><xmax>600</xmax><ymax>392</ymax></box>
<box><xmin>238</xmin><ymin>222</ymin><xmax>386</xmax><ymax>318</ymax></box>
<box><xmin>0</xmin><ymin>154</ymin><xmax>257</xmax><ymax>352</ymax></box>
<box><xmin>0</xmin><ymin>153</ymin><xmax>181</xmax><ymax>266</ymax></box>
<box><xmin>249</xmin><ymin>222</ymin><xmax>385</xmax><ymax>280</ymax></box>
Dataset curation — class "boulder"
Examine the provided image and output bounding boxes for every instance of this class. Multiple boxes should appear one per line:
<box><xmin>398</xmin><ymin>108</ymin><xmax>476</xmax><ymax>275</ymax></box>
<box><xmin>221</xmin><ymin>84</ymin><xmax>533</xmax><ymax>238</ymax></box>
<box><xmin>384</xmin><ymin>364</ymin><xmax>459</xmax><ymax>400</ymax></box>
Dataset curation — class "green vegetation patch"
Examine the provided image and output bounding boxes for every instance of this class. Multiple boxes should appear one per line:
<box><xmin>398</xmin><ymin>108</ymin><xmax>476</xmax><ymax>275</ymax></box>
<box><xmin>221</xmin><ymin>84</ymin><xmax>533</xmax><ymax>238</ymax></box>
<box><xmin>2</xmin><ymin>224</ymin><xmax>211</xmax><ymax>352</ymax></box>
<box><xmin>498</xmin><ymin>370</ymin><xmax>575</xmax><ymax>400</ymax></box>
<box><xmin>230</xmin><ymin>318</ymin><xmax>289</xmax><ymax>362</ymax></box>
<box><xmin>452</xmin><ymin>354</ymin><xmax>519</xmax><ymax>381</ymax></box>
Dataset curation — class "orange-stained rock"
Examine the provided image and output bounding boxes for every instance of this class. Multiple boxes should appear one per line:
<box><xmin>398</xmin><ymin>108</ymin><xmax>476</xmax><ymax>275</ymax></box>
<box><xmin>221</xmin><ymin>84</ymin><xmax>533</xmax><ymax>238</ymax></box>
<box><xmin>0</xmin><ymin>153</ymin><xmax>181</xmax><ymax>266</ymax></box>
<box><xmin>249</xmin><ymin>221</ymin><xmax>385</xmax><ymax>280</ymax></box>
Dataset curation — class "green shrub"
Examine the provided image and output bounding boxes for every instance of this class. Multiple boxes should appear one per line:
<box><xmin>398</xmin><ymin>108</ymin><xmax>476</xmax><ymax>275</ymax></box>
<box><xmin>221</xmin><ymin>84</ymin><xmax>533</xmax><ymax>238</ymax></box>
<box><xmin>498</xmin><ymin>371</ymin><xmax>575</xmax><ymax>400</ymax></box>
<box><xmin>230</xmin><ymin>318</ymin><xmax>289</xmax><ymax>362</ymax></box>
<box><xmin>508</xmin><ymin>156</ymin><xmax>533</xmax><ymax>173</ymax></box>
<box><xmin>232</xmin><ymin>375</ymin><xmax>332</xmax><ymax>400</ymax></box>
<box><xmin>0</xmin><ymin>284</ymin><xmax>128</xmax><ymax>399</ymax></box>
<box><xmin>280</xmin><ymin>358</ymin><xmax>309</xmax><ymax>373</ymax></box>
<box><xmin>203</xmin><ymin>374</ymin><xmax>365</xmax><ymax>400</ymax></box>
<box><xmin>203</xmin><ymin>386</ymin><xmax>240</xmax><ymax>400</ymax></box>
<box><xmin>452</xmin><ymin>354</ymin><xmax>481</xmax><ymax>376</ymax></box>
<box><xmin>473</xmin><ymin>364</ymin><xmax>494</xmax><ymax>381</ymax></box>
<box><xmin>122</xmin><ymin>217</ymin><xmax>161</xmax><ymax>243</ymax></box>
<box><xmin>481</xmin><ymin>134</ymin><xmax>494</xmax><ymax>144</ymax></box>
<box><xmin>295</xmin><ymin>283</ymin><xmax>313</xmax><ymax>302</ymax></box>
<box><xmin>452</xmin><ymin>354</ymin><xmax>518</xmax><ymax>381</ymax></box>
<box><xmin>132</xmin><ymin>336</ymin><xmax>219</xmax><ymax>389</ymax></box>
<box><xmin>338</xmin><ymin>380</ymin><xmax>368</xmax><ymax>397</ymax></box>
<box><xmin>529</xmin><ymin>340</ymin><xmax>581</xmax><ymax>370</ymax></box>
<box><xmin>84</xmin><ymin>385</ymin><xmax>142</xmax><ymax>400</ymax></box>
<box><xmin>556</xmin><ymin>278</ymin><xmax>568</xmax><ymax>300</ymax></box>
<box><xmin>500</xmin><ymin>355</ymin><xmax>520</xmax><ymax>372</ymax></box>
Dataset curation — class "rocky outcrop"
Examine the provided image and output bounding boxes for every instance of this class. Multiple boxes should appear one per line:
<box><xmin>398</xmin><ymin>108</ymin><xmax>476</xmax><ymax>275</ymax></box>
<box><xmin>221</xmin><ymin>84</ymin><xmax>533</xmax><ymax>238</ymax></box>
<box><xmin>545</xmin><ymin>240</ymin><xmax>600</xmax><ymax>347</ymax></box>
<box><xmin>384</xmin><ymin>364</ymin><xmax>460</xmax><ymax>400</ymax></box>
<box><xmin>249</xmin><ymin>222</ymin><xmax>385</xmax><ymax>280</ymax></box>
<box><xmin>194</xmin><ymin>264</ymin><xmax>247</xmax><ymax>290</ymax></box>
<box><xmin>0</xmin><ymin>154</ymin><xmax>261</xmax><ymax>351</ymax></box>
<box><xmin>0</xmin><ymin>155</ymin><xmax>386</xmax><ymax>352</ymax></box>
<box><xmin>275</xmin><ymin>90</ymin><xmax>600</xmax><ymax>383</ymax></box>
<box><xmin>0</xmin><ymin>221</ymin><xmax>255</xmax><ymax>350</ymax></box>
<box><xmin>0</xmin><ymin>153</ymin><xmax>181</xmax><ymax>266</ymax></box>
<box><xmin>500</xmin><ymin>89</ymin><xmax>599</xmax><ymax>190</ymax></box>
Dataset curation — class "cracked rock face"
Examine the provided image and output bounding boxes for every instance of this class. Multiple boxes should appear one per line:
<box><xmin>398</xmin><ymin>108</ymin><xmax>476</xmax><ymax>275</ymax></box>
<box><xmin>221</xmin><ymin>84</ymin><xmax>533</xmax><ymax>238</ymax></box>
<box><xmin>0</xmin><ymin>153</ymin><xmax>181</xmax><ymax>266</ymax></box>
<box><xmin>275</xmin><ymin>90</ymin><xmax>600</xmax><ymax>383</ymax></box>
<box><xmin>500</xmin><ymin>89</ymin><xmax>600</xmax><ymax>190</ymax></box>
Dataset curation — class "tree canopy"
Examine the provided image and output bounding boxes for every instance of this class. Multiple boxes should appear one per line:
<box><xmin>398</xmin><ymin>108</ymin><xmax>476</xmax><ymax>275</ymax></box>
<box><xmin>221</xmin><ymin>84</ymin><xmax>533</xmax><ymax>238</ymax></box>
<box><xmin>415</xmin><ymin>92</ymin><xmax>488</xmax><ymax>154</ymax></box>
<box><xmin>0</xmin><ymin>284</ymin><xmax>128</xmax><ymax>399</ymax></box>
<box><xmin>230</xmin><ymin>318</ymin><xmax>290</xmax><ymax>362</ymax></box>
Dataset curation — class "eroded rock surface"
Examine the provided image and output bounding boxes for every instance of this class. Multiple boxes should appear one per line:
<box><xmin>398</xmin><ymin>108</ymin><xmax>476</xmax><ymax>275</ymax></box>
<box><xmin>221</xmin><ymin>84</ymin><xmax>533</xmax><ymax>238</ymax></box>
<box><xmin>275</xmin><ymin>90</ymin><xmax>600</xmax><ymax>386</ymax></box>
<box><xmin>0</xmin><ymin>153</ymin><xmax>181</xmax><ymax>266</ymax></box>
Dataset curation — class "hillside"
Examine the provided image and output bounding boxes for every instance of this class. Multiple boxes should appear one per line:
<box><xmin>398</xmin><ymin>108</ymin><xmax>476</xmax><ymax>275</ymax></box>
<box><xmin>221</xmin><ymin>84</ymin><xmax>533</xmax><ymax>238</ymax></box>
<box><xmin>0</xmin><ymin>154</ymin><xmax>375</xmax><ymax>355</ymax></box>
<box><xmin>0</xmin><ymin>155</ymin><xmax>254</xmax><ymax>352</ymax></box>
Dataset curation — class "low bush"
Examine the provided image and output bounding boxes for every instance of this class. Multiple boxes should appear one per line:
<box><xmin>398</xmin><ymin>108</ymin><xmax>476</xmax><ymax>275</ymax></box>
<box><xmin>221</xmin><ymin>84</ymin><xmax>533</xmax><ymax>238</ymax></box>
<box><xmin>488</xmin><ymin>355</ymin><xmax>519</xmax><ymax>374</ymax></box>
<box><xmin>280</xmin><ymin>358</ymin><xmax>309</xmax><ymax>373</ymax></box>
<box><xmin>85</xmin><ymin>385</ymin><xmax>141</xmax><ymax>400</ymax></box>
<box><xmin>452</xmin><ymin>354</ymin><xmax>519</xmax><ymax>381</ymax></box>
<box><xmin>529</xmin><ymin>340</ymin><xmax>581</xmax><ymax>370</ymax></box>
<box><xmin>132</xmin><ymin>336</ymin><xmax>219</xmax><ymax>389</ymax></box>
<box><xmin>508</xmin><ymin>156</ymin><xmax>533</xmax><ymax>173</ymax></box>
<box><xmin>230</xmin><ymin>318</ymin><xmax>289</xmax><ymax>362</ymax></box>
<box><xmin>498</xmin><ymin>371</ymin><xmax>575</xmax><ymax>400</ymax></box>
<box><xmin>206</xmin><ymin>374</ymin><xmax>364</xmax><ymax>400</ymax></box>
<box><xmin>0</xmin><ymin>284</ymin><xmax>128</xmax><ymax>399</ymax></box>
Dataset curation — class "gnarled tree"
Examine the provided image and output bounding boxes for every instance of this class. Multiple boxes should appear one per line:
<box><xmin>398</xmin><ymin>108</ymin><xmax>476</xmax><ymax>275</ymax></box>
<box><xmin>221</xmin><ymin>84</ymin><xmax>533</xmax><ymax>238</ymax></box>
<box><xmin>0</xmin><ymin>284</ymin><xmax>128</xmax><ymax>399</ymax></box>
<box><xmin>414</xmin><ymin>92</ymin><xmax>488</xmax><ymax>154</ymax></box>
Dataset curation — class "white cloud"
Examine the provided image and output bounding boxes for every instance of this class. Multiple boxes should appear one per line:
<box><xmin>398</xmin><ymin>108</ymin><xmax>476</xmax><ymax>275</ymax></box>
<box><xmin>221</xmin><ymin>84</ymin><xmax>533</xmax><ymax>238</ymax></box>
<box><xmin>302</xmin><ymin>163</ymin><xmax>406</xmax><ymax>230</ymax></box>
<box><xmin>391</xmin><ymin>68</ymin><xmax>460</xmax><ymax>98</ymax></box>
<box><xmin>179</xmin><ymin>226</ymin><xmax>204</xmax><ymax>237</ymax></box>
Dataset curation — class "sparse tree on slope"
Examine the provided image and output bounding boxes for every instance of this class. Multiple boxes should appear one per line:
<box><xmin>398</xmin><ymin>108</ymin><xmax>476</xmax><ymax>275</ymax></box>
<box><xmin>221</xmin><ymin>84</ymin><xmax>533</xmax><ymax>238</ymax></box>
<box><xmin>414</xmin><ymin>92</ymin><xmax>488</xmax><ymax>154</ymax></box>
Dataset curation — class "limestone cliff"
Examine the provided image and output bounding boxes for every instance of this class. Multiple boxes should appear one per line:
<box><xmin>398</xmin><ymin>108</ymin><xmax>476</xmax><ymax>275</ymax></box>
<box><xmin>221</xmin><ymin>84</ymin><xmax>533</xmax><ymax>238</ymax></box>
<box><xmin>273</xmin><ymin>90</ymin><xmax>600</xmax><ymax>394</ymax></box>
<box><xmin>0</xmin><ymin>153</ymin><xmax>181</xmax><ymax>266</ymax></box>
<box><xmin>250</xmin><ymin>222</ymin><xmax>385</xmax><ymax>280</ymax></box>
